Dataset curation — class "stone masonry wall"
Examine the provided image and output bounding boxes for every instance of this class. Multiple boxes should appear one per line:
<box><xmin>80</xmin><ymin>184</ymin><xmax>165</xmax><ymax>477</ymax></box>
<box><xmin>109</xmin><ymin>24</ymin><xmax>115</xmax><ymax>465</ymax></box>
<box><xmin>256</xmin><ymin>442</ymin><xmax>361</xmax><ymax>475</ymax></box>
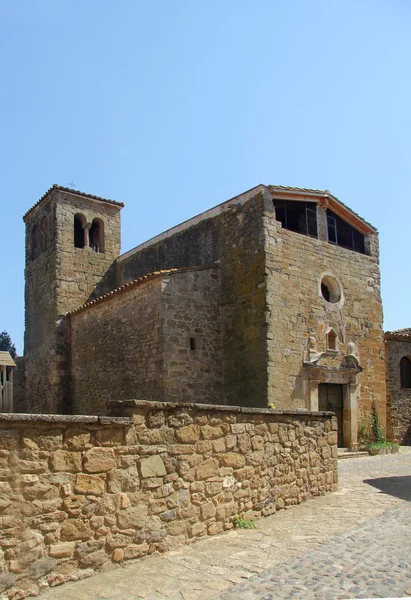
<box><xmin>0</xmin><ymin>402</ymin><xmax>337</xmax><ymax>598</ymax></box>
<box><xmin>385</xmin><ymin>339</ymin><xmax>411</xmax><ymax>444</ymax></box>
<box><xmin>70</xmin><ymin>267</ymin><xmax>223</xmax><ymax>413</ymax></box>
<box><xmin>24</xmin><ymin>190</ymin><xmax>122</xmax><ymax>415</ymax></box>
<box><xmin>70</xmin><ymin>278</ymin><xmax>163</xmax><ymax>415</ymax></box>
<box><xmin>263</xmin><ymin>200</ymin><xmax>386</xmax><ymax>429</ymax></box>
<box><xmin>116</xmin><ymin>191</ymin><xmax>267</xmax><ymax>407</ymax></box>
<box><xmin>161</xmin><ymin>268</ymin><xmax>223</xmax><ymax>403</ymax></box>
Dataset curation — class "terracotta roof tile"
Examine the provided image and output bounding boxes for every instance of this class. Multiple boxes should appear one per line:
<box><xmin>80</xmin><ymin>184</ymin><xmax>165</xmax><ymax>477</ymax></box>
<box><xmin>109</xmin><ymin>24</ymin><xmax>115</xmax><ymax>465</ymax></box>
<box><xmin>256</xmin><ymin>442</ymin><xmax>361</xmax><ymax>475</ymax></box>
<box><xmin>67</xmin><ymin>264</ymin><xmax>218</xmax><ymax>317</ymax></box>
<box><xmin>23</xmin><ymin>185</ymin><xmax>124</xmax><ymax>221</ymax></box>
<box><xmin>385</xmin><ymin>328</ymin><xmax>411</xmax><ymax>341</ymax></box>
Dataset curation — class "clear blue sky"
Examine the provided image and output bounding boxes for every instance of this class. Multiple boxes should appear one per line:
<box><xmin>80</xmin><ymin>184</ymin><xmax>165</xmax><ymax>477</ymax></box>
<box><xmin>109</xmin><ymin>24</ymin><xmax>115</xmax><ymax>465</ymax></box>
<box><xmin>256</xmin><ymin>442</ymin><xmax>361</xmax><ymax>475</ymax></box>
<box><xmin>1</xmin><ymin>0</ymin><xmax>410</xmax><ymax>354</ymax></box>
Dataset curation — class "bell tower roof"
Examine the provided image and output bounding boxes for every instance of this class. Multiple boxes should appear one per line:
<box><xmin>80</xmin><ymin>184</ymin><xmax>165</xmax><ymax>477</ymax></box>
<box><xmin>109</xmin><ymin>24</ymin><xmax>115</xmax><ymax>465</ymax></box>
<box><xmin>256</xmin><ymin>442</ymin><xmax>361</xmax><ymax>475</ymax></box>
<box><xmin>23</xmin><ymin>184</ymin><xmax>124</xmax><ymax>222</ymax></box>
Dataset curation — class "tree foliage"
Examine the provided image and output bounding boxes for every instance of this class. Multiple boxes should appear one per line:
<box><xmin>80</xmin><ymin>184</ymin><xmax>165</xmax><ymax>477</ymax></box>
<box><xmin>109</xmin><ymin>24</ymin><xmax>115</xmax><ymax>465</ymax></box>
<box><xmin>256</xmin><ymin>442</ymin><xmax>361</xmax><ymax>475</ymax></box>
<box><xmin>0</xmin><ymin>331</ymin><xmax>16</xmax><ymax>358</ymax></box>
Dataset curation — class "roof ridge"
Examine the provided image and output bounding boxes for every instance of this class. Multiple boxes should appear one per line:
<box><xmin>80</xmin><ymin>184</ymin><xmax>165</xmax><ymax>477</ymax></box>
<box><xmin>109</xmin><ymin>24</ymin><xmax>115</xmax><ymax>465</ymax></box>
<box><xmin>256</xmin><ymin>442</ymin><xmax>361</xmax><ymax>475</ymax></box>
<box><xmin>23</xmin><ymin>184</ymin><xmax>124</xmax><ymax>221</ymax></box>
<box><xmin>67</xmin><ymin>264</ymin><xmax>219</xmax><ymax>317</ymax></box>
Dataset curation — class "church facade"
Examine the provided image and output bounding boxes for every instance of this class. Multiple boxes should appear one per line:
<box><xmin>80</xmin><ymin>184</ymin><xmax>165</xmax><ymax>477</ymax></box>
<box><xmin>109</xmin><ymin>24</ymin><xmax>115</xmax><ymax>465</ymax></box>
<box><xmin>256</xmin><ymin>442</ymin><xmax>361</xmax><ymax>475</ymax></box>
<box><xmin>18</xmin><ymin>184</ymin><xmax>387</xmax><ymax>448</ymax></box>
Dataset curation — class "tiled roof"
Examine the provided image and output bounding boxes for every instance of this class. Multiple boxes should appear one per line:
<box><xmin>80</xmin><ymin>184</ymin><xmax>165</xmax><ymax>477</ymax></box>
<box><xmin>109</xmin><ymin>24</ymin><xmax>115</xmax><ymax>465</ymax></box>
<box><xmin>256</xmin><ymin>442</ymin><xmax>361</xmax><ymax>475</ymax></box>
<box><xmin>269</xmin><ymin>185</ymin><xmax>376</xmax><ymax>232</ymax></box>
<box><xmin>67</xmin><ymin>264</ymin><xmax>218</xmax><ymax>317</ymax></box>
<box><xmin>0</xmin><ymin>352</ymin><xmax>16</xmax><ymax>367</ymax></box>
<box><xmin>270</xmin><ymin>185</ymin><xmax>329</xmax><ymax>195</ymax></box>
<box><xmin>23</xmin><ymin>185</ymin><xmax>124</xmax><ymax>221</ymax></box>
<box><xmin>385</xmin><ymin>328</ymin><xmax>411</xmax><ymax>341</ymax></box>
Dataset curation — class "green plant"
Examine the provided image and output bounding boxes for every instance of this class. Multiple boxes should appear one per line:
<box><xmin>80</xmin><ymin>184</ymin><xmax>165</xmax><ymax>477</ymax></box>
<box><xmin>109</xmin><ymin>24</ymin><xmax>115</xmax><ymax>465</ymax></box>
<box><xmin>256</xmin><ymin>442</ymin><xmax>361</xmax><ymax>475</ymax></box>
<box><xmin>368</xmin><ymin>440</ymin><xmax>399</xmax><ymax>450</ymax></box>
<box><xmin>371</xmin><ymin>401</ymin><xmax>385</xmax><ymax>444</ymax></box>
<box><xmin>233</xmin><ymin>515</ymin><xmax>256</xmax><ymax>530</ymax></box>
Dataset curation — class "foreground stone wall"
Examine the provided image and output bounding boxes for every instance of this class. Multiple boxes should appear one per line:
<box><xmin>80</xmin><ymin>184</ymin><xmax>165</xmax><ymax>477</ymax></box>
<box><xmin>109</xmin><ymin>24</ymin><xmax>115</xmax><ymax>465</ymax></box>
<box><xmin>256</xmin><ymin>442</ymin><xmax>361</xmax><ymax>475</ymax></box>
<box><xmin>0</xmin><ymin>402</ymin><xmax>337</xmax><ymax>597</ymax></box>
<box><xmin>385</xmin><ymin>338</ymin><xmax>411</xmax><ymax>444</ymax></box>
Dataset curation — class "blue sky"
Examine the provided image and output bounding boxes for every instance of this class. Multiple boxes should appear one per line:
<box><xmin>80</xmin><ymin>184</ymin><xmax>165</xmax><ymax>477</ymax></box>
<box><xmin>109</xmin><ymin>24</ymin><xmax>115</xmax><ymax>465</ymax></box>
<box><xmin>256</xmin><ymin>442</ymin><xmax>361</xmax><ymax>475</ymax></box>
<box><xmin>1</xmin><ymin>0</ymin><xmax>410</xmax><ymax>354</ymax></box>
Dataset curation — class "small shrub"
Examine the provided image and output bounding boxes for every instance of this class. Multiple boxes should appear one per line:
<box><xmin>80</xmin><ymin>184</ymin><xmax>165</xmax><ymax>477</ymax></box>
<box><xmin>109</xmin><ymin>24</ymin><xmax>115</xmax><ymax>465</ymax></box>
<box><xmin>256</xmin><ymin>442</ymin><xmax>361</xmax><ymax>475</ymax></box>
<box><xmin>371</xmin><ymin>402</ymin><xmax>385</xmax><ymax>444</ymax></box>
<box><xmin>233</xmin><ymin>515</ymin><xmax>256</xmax><ymax>530</ymax></box>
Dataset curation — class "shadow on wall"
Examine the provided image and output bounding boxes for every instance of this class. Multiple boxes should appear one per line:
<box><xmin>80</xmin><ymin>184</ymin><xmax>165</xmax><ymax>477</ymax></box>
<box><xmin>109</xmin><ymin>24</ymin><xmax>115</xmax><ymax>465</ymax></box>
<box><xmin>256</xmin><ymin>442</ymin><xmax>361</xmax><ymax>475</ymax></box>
<box><xmin>363</xmin><ymin>475</ymin><xmax>411</xmax><ymax>502</ymax></box>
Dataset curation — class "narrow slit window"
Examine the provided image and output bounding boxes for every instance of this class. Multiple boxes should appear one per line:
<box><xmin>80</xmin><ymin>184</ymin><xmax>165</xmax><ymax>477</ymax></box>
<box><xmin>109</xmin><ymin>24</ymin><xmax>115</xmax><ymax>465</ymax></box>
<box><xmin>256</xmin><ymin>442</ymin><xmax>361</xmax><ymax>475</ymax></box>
<box><xmin>190</xmin><ymin>337</ymin><xmax>196</xmax><ymax>351</ymax></box>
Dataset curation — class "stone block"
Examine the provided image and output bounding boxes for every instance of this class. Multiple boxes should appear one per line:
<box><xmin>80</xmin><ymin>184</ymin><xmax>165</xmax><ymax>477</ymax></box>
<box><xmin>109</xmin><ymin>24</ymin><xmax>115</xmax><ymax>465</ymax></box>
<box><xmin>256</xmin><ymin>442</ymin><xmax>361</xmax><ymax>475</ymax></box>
<box><xmin>51</xmin><ymin>450</ymin><xmax>82</xmax><ymax>473</ymax></box>
<box><xmin>175</xmin><ymin>425</ymin><xmax>200</xmax><ymax>444</ymax></box>
<box><xmin>201</xmin><ymin>501</ymin><xmax>216</xmax><ymax>520</ymax></box>
<box><xmin>60</xmin><ymin>519</ymin><xmax>92</xmax><ymax>541</ymax></box>
<box><xmin>83</xmin><ymin>448</ymin><xmax>116</xmax><ymax>473</ymax></box>
<box><xmin>117</xmin><ymin>505</ymin><xmax>148</xmax><ymax>529</ymax></box>
<box><xmin>74</xmin><ymin>474</ymin><xmax>105</xmax><ymax>495</ymax></box>
<box><xmin>195</xmin><ymin>458</ymin><xmax>219</xmax><ymax>480</ymax></box>
<box><xmin>219</xmin><ymin>453</ymin><xmax>245</xmax><ymax>469</ymax></box>
<box><xmin>49</xmin><ymin>542</ymin><xmax>75</xmax><ymax>559</ymax></box>
<box><xmin>139</xmin><ymin>455</ymin><xmax>166</xmax><ymax>478</ymax></box>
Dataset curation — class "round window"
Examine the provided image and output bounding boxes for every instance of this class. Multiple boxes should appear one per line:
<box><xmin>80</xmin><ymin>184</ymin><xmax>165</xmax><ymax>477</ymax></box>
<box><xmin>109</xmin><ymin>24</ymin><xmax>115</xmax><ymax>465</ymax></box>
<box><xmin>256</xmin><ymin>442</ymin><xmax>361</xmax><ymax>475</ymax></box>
<box><xmin>320</xmin><ymin>275</ymin><xmax>341</xmax><ymax>304</ymax></box>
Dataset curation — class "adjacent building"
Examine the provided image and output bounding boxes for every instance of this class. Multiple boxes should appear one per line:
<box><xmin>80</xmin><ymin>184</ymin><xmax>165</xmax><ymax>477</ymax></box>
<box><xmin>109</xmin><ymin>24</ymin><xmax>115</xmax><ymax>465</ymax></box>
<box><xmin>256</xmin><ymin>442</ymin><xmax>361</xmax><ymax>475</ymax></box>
<box><xmin>385</xmin><ymin>328</ymin><xmax>411</xmax><ymax>444</ymax></box>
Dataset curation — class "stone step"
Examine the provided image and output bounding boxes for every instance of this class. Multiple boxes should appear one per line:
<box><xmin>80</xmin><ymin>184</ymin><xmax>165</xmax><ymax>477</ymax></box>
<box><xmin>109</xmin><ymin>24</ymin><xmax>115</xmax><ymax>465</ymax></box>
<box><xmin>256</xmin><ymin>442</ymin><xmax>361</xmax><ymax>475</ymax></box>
<box><xmin>338</xmin><ymin>450</ymin><xmax>369</xmax><ymax>459</ymax></box>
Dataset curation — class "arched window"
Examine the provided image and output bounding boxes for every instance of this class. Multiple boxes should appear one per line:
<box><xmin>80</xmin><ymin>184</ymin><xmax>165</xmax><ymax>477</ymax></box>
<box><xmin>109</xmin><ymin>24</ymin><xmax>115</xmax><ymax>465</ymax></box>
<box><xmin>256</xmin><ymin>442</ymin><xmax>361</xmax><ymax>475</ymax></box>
<box><xmin>74</xmin><ymin>214</ymin><xmax>86</xmax><ymax>249</ymax></box>
<box><xmin>89</xmin><ymin>218</ymin><xmax>105</xmax><ymax>253</ymax></box>
<box><xmin>400</xmin><ymin>357</ymin><xmax>411</xmax><ymax>388</ymax></box>
<box><xmin>326</xmin><ymin>328</ymin><xmax>337</xmax><ymax>351</ymax></box>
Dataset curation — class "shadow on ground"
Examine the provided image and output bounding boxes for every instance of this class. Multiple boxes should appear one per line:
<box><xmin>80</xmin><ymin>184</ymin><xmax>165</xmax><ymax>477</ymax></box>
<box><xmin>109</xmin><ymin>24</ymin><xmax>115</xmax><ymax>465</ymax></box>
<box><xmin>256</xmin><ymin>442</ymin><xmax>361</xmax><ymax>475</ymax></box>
<box><xmin>363</xmin><ymin>475</ymin><xmax>411</xmax><ymax>501</ymax></box>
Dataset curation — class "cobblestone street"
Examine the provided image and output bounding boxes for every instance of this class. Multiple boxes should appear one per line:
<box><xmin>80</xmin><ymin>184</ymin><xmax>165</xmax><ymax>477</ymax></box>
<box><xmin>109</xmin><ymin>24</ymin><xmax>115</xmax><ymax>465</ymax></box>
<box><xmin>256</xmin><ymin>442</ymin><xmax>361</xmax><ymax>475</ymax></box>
<box><xmin>41</xmin><ymin>449</ymin><xmax>411</xmax><ymax>600</ymax></box>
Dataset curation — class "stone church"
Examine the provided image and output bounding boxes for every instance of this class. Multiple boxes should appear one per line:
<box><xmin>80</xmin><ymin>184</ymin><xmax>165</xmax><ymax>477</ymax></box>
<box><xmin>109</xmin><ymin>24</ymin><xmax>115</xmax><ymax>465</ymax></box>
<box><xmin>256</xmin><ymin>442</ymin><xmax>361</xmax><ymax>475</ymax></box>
<box><xmin>17</xmin><ymin>183</ymin><xmax>387</xmax><ymax>449</ymax></box>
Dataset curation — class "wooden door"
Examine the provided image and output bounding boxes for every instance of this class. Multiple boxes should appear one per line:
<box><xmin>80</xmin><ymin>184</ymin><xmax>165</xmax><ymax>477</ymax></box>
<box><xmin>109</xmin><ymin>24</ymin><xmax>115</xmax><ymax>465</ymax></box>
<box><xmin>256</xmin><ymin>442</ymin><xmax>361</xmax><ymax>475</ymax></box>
<box><xmin>318</xmin><ymin>383</ymin><xmax>344</xmax><ymax>447</ymax></box>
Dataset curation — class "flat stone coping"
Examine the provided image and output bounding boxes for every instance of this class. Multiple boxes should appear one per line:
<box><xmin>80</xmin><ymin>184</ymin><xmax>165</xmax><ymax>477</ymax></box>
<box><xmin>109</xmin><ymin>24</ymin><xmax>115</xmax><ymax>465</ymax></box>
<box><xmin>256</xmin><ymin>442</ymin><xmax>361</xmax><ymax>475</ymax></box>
<box><xmin>0</xmin><ymin>401</ymin><xmax>334</xmax><ymax>424</ymax></box>
<box><xmin>109</xmin><ymin>399</ymin><xmax>334</xmax><ymax>417</ymax></box>
<box><xmin>0</xmin><ymin>414</ymin><xmax>132</xmax><ymax>425</ymax></box>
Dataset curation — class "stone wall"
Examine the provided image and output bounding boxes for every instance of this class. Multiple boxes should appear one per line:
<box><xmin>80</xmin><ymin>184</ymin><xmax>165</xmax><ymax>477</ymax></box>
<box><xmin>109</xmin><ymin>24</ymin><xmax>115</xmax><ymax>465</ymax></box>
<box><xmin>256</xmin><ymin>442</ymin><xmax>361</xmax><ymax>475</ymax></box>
<box><xmin>116</xmin><ymin>190</ymin><xmax>267</xmax><ymax>407</ymax></box>
<box><xmin>0</xmin><ymin>402</ymin><xmax>337</xmax><ymax>598</ymax></box>
<box><xmin>161</xmin><ymin>268</ymin><xmax>223</xmax><ymax>403</ymax></box>
<box><xmin>70</xmin><ymin>277</ymin><xmax>163</xmax><ymax>415</ymax></box>
<box><xmin>70</xmin><ymin>267</ymin><xmax>223</xmax><ymax>414</ymax></box>
<box><xmin>263</xmin><ymin>198</ymin><xmax>386</xmax><ymax>435</ymax></box>
<box><xmin>385</xmin><ymin>338</ymin><xmax>411</xmax><ymax>444</ymax></box>
<box><xmin>12</xmin><ymin>358</ymin><xmax>25</xmax><ymax>414</ymax></box>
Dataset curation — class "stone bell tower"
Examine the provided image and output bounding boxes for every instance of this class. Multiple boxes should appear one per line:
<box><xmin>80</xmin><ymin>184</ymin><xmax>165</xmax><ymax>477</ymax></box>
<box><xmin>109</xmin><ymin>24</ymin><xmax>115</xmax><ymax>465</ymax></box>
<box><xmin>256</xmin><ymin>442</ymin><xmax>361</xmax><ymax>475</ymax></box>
<box><xmin>23</xmin><ymin>185</ymin><xmax>123</xmax><ymax>414</ymax></box>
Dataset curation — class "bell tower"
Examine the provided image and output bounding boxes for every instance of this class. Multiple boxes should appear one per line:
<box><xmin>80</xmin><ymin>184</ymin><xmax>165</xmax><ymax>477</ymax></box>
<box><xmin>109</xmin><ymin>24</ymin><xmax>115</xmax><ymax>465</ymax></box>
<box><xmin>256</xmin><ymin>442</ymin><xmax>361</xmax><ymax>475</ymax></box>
<box><xmin>23</xmin><ymin>185</ymin><xmax>123</xmax><ymax>413</ymax></box>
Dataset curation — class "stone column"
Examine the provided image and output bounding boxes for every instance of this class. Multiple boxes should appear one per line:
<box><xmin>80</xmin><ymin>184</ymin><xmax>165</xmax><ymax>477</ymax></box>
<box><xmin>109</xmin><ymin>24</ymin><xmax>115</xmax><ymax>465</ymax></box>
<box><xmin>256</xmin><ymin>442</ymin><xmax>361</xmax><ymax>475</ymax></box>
<box><xmin>83</xmin><ymin>223</ymin><xmax>91</xmax><ymax>248</ymax></box>
<box><xmin>309</xmin><ymin>380</ymin><xmax>319</xmax><ymax>411</ymax></box>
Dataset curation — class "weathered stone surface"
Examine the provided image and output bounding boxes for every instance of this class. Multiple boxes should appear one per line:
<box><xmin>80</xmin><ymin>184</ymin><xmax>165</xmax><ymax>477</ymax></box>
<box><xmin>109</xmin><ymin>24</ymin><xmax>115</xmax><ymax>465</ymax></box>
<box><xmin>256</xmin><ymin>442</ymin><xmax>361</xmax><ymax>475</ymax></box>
<box><xmin>74</xmin><ymin>474</ymin><xmax>105</xmax><ymax>495</ymax></box>
<box><xmin>51</xmin><ymin>450</ymin><xmax>82</xmax><ymax>472</ymax></box>
<box><xmin>219</xmin><ymin>453</ymin><xmax>246</xmax><ymax>469</ymax></box>
<box><xmin>117</xmin><ymin>505</ymin><xmax>148</xmax><ymax>529</ymax></box>
<box><xmin>139</xmin><ymin>455</ymin><xmax>166</xmax><ymax>478</ymax></box>
<box><xmin>49</xmin><ymin>542</ymin><xmax>75</xmax><ymax>558</ymax></box>
<box><xmin>83</xmin><ymin>448</ymin><xmax>116</xmax><ymax>473</ymax></box>
<box><xmin>195</xmin><ymin>458</ymin><xmax>219</xmax><ymax>480</ymax></box>
<box><xmin>175</xmin><ymin>425</ymin><xmax>200</xmax><ymax>444</ymax></box>
<box><xmin>60</xmin><ymin>519</ymin><xmax>93</xmax><ymax>541</ymax></box>
<box><xmin>0</xmin><ymin>405</ymin><xmax>336</xmax><ymax>598</ymax></box>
